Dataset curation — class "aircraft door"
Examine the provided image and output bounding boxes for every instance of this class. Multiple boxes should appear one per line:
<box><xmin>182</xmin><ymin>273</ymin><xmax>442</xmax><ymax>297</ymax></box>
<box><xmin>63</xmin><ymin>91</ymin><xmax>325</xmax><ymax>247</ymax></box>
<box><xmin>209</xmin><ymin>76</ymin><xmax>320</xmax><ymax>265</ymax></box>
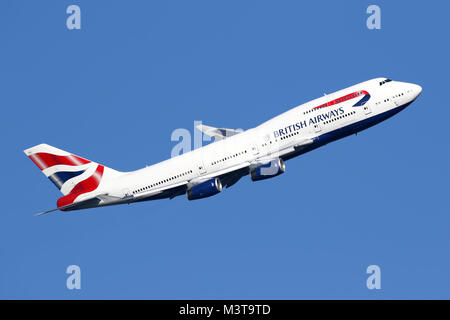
<box><xmin>250</xmin><ymin>143</ymin><xmax>259</xmax><ymax>155</ymax></box>
<box><xmin>313</xmin><ymin>122</ymin><xmax>321</xmax><ymax>133</ymax></box>
<box><xmin>197</xmin><ymin>160</ymin><xmax>207</xmax><ymax>174</ymax></box>
<box><xmin>122</xmin><ymin>188</ymin><xmax>132</xmax><ymax>198</ymax></box>
<box><xmin>363</xmin><ymin>104</ymin><xmax>372</xmax><ymax>115</ymax></box>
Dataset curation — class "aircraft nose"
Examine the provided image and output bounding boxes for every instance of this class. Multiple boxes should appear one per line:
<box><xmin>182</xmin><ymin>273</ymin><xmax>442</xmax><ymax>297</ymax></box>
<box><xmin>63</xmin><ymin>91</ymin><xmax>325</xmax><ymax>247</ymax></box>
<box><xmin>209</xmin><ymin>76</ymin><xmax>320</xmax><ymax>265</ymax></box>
<box><xmin>411</xmin><ymin>83</ymin><xmax>422</xmax><ymax>98</ymax></box>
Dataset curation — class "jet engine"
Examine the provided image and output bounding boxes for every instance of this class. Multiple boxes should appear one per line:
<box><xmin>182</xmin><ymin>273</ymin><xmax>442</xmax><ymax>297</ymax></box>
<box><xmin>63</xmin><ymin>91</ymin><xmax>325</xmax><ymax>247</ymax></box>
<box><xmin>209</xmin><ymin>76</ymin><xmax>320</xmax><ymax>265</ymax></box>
<box><xmin>187</xmin><ymin>178</ymin><xmax>222</xmax><ymax>200</ymax></box>
<box><xmin>250</xmin><ymin>158</ymin><xmax>286</xmax><ymax>181</ymax></box>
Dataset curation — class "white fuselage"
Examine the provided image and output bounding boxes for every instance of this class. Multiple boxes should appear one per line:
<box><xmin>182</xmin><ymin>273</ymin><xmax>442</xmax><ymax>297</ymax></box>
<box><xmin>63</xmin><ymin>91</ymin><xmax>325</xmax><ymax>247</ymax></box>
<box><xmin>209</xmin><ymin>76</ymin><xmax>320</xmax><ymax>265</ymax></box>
<box><xmin>94</xmin><ymin>78</ymin><xmax>422</xmax><ymax>205</ymax></box>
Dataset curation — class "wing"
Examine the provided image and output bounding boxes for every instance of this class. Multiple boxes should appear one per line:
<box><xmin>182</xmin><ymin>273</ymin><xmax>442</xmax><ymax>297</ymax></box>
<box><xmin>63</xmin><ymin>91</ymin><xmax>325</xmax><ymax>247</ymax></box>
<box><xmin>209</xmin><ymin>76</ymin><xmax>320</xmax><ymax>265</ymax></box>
<box><xmin>134</xmin><ymin>137</ymin><xmax>315</xmax><ymax>201</ymax></box>
<box><xmin>196</xmin><ymin>124</ymin><xmax>243</xmax><ymax>141</ymax></box>
<box><xmin>123</xmin><ymin>138</ymin><xmax>316</xmax><ymax>202</ymax></box>
<box><xmin>189</xmin><ymin>161</ymin><xmax>251</xmax><ymax>189</ymax></box>
<box><xmin>130</xmin><ymin>161</ymin><xmax>251</xmax><ymax>202</ymax></box>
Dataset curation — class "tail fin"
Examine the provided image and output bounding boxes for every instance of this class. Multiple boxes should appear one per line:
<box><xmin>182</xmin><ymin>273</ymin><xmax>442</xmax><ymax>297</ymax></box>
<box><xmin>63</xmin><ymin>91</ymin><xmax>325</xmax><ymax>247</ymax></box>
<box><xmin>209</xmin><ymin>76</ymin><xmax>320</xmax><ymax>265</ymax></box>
<box><xmin>24</xmin><ymin>144</ymin><xmax>123</xmax><ymax>198</ymax></box>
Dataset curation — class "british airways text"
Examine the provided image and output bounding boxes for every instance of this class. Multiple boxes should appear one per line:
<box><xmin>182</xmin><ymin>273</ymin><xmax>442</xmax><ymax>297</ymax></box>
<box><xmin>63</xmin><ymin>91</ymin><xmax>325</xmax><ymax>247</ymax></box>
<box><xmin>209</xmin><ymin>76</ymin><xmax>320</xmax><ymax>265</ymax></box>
<box><xmin>273</xmin><ymin>107</ymin><xmax>344</xmax><ymax>138</ymax></box>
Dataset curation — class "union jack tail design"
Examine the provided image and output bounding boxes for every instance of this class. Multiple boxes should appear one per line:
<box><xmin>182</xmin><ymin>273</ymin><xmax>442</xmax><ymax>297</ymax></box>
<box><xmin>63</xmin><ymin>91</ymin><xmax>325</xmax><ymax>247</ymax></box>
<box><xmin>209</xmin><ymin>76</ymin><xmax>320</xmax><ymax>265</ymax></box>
<box><xmin>24</xmin><ymin>144</ymin><xmax>122</xmax><ymax>209</ymax></box>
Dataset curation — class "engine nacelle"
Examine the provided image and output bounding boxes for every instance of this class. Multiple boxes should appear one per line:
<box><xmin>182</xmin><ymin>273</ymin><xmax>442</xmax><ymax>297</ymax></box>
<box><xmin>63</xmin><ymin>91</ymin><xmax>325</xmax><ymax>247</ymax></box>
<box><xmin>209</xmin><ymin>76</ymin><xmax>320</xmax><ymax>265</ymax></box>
<box><xmin>187</xmin><ymin>178</ymin><xmax>222</xmax><ymax>200</ymax></box>
<box><xmin>250</xmin><ymin>158</ymin><xmax>286</xmax><ymax>181</ymax></box>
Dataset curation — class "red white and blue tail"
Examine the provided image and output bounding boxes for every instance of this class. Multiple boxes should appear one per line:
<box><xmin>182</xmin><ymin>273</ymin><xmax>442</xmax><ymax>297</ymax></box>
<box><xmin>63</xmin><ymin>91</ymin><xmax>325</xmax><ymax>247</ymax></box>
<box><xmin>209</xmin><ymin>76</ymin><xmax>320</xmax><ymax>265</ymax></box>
<box><xmin>24</xmin><ymin>144</ymin><xmax>122</xmax><ymax>210</ymax></box>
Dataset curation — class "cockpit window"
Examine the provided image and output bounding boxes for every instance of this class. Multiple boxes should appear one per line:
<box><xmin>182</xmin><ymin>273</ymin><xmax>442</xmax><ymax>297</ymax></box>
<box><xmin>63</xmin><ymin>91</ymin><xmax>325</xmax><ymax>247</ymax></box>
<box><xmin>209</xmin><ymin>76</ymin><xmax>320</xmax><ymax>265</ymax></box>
<box><xmin>379</xmin><ymin>78</ymin><xmax>392</xmax><ymax>86</ymax></box>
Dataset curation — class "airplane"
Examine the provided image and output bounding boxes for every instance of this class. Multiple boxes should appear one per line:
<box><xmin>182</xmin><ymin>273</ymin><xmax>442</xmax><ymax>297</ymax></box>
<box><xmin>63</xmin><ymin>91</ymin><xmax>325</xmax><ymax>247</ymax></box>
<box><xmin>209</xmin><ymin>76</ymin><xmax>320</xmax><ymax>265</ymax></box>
<box><xmin>24</xmin><ymin>78</ymin><xmax>422</xmax><ymax>215</ymax></box>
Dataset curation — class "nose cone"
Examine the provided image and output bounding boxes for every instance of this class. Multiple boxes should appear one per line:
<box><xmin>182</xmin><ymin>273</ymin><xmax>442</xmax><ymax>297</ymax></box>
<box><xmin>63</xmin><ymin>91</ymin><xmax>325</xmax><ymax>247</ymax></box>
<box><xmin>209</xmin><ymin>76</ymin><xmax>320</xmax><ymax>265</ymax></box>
<box><xmin>412</xmin><ymin>83</ymin><xmax>422</xmax><ymax>98</ymax></box>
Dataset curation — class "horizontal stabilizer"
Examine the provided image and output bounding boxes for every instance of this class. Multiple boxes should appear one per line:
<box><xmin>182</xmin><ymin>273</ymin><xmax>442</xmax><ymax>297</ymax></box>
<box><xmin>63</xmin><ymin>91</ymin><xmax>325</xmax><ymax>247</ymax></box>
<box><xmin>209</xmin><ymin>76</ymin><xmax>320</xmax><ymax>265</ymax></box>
<box><xmin>34</xmin><ymin>193</ymin><xmax>108</xmax><ymax>216</ymax></box>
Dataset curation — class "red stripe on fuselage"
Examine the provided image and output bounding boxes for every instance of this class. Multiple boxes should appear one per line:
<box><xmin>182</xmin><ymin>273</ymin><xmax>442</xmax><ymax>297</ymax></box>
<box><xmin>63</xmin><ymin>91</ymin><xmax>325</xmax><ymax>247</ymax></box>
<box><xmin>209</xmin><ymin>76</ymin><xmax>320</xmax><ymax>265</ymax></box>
<box><xmin>57</xmin><ymin>165</ymin><xmax>104</xmax><ymax>209</ymax></box>
<box><xmin>29</xmin><ymin>153</ymin><xmax>90</xmax><ymax>170</ymax></box>
<box><xmin>313</xmin><ymin>90</ymin><xmax>369</xmax><ymax>110</ymax></box>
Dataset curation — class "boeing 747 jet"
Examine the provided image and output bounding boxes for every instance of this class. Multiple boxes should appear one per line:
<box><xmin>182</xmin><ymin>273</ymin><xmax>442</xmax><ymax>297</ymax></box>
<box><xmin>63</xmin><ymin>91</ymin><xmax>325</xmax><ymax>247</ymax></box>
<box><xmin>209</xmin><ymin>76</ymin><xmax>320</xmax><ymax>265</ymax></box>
<box><xmin>25</xmin><ymin>78</ymin><xmax>422</xmax><ymax>215</ymax></box>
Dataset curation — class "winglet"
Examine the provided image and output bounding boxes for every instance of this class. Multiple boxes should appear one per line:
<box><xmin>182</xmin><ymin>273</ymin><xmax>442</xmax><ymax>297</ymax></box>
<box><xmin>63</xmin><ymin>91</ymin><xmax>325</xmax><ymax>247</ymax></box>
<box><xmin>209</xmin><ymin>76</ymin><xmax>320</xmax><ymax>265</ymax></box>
<box><xmin>196</xmin><ymin>124</ymin><xmax>243</xmax><ymax>141</ymax></box>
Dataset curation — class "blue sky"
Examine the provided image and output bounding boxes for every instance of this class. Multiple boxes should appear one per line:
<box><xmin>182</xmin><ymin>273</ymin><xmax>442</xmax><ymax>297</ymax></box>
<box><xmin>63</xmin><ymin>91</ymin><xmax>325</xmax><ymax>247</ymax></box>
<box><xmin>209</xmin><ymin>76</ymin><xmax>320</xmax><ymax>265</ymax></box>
<box><xmin>1</xmin><ymin>0</ymin><xmax>449</xmax><ymax>299</ymax></box>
